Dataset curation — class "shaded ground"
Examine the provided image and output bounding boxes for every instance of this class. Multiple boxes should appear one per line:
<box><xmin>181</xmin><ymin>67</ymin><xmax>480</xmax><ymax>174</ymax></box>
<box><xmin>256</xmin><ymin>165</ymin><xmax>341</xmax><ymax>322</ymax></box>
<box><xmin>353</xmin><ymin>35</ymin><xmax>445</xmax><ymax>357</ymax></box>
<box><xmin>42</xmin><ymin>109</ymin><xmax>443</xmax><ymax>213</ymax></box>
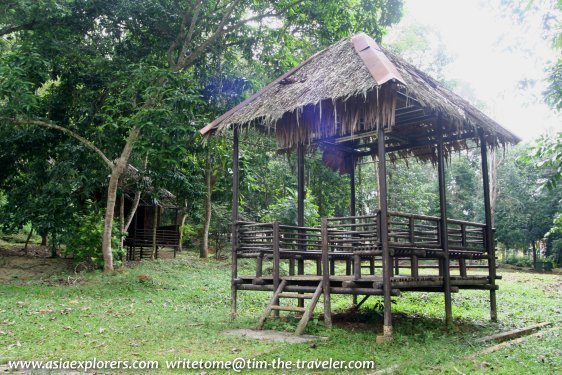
<box><xmin>0</xmin><ymin>248</ymin><xmax>73</xmax><ymax>283</ymax></box>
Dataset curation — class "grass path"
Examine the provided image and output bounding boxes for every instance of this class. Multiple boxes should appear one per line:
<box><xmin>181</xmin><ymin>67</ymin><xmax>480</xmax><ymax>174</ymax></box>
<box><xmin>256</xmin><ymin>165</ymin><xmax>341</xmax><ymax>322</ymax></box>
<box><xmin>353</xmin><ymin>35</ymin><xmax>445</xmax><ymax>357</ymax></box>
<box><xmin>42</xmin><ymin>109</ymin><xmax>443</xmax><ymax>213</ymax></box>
<box><xmin>0</xmin><ymin>253</ymin><xmax>560</xmax><ymax>374</ymax></box>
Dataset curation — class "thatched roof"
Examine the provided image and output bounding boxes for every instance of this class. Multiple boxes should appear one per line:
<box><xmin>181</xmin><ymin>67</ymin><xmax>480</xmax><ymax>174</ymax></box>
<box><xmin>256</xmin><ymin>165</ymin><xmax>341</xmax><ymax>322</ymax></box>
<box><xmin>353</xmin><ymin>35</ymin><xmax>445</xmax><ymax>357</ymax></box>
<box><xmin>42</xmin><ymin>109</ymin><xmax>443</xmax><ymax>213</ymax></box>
<box><xmin>200</xmin><ymin>33</ymin><xmax>520</xmax><ymax>171</ymax></box>
<box><xmin>123</xmin><ymin>165</ymin><xmax>176</xmax><ymax>206</ymax></box>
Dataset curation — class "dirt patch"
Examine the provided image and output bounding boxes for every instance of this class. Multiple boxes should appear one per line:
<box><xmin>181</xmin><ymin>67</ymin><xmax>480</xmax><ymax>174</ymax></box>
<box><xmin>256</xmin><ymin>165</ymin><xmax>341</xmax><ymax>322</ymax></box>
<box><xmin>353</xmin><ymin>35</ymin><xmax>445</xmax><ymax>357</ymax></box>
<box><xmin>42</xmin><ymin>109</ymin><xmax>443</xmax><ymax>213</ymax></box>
<box><xmin>223</xmin><ymin>329</ymin><xmax>328</xmax><ymax>343</ymax></box>
<box><xmin>0</xmin><ymin>244</ymin><xmax>57</xmax><ymax>258</ymax></box>
<box><xmin>0</xmin><ymin>252</ymin><xmax>73</xmax><ymax>284</ymax></box>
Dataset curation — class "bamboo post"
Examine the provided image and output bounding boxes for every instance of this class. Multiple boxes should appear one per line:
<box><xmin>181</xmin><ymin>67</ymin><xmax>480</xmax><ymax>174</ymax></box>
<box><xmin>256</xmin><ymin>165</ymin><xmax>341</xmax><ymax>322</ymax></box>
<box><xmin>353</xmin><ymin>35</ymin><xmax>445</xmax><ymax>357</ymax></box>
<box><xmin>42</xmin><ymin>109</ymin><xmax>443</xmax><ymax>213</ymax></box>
<box><xmin>350</xmin><ymin>155</ymin><xmax>358</xmax><ymax>305</ymax></box>
<box><xmin>480</xmin><ymin>129</ymin><xmax>497</xmax><ymax>321</ymax></box>
<box><xmin>231</xmin><ymin>125</ymin><xmax>240</xmax><ymax>320</ymax></box>
<box><xmin>297</xmin><ymin>143</ymin><xmax>305</xmax><ymax>307</ymax></box>
<box><xmin>437</xmin><ymin>114</ymin><xmax>453</xmax><ymax>327</ymax></box>
<box><xmin>132</xmin><ymin>208</ymin><xmax>138</xmax><ymax>261</ymax></box>
<box><xmin>273</xmin><ymin>221</ymin><xmax>281</xmax><ymax>318</ymax></box>
<box><xmin>411</xmin><ymin>255</ymin><xmax>419</xmax><ymax>277</ymax></box>
<box><xmin>321</xmin><ymin>218</ymin><xmax>332</xmax><ymax>328</ymax></box>
<box><xmin>256</xmin><ymin>253</ymin><xmax>263</xmax><ymax>277</ymax></box>
<box><xmin>459</xmin><ymin>259</ymin><xmax>467</xmax><ymax>277</ymax></box>
<box><xmin>377</xmin><ymin>123</ymin><xmax>393</xmax><ymax>341</ymax></box>
<box><xmin>151</xmin><ymin>204</ymin><xmax>158</xmax><ymax>260</ymax></box>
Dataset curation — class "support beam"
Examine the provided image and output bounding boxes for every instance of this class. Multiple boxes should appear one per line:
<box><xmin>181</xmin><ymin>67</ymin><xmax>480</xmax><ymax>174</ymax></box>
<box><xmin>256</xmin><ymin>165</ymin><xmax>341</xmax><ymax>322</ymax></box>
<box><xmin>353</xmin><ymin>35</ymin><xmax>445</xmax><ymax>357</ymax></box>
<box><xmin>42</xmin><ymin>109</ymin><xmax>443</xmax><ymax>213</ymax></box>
<box><xmin>480</xmin><ymin>129</ymin><xmax>498</xmax><ymax>321</ymax></box>
<box><xmin>231</xmin><ymin>125</ymin><xmax>240</xmax><ymax>320</ymax></box>
<box><xmin>297</xmin><ymin>143</ymin><xmax>306</xmax><ymax>307</ymax></box>
<box><xmin>377</xmin><ymin>124</ymin><xmax>393</xmax><ymax>341</ymax></box>
<box><xmin>350</xmin><ymin>156</ymin><xmax>357</xmax><ymax>305</ymax></box>
<box><xmin>321</xmin><ymin>218</ymin><xmax>332</xmax><ymax>328</ymax></box>
<box><xmin>437</xmin><ymin>115</ymin><xmax>453</xmax><ymax>327</ymax></box>
<box><xmin>354</xmin><ymin>130</ymin><xmax>477</xmax><ymax>157</ymax></box>
<box><xmin>350</xmin><ymin>156</ymin><xmax>357</xmax><ymax>217</ymax></box>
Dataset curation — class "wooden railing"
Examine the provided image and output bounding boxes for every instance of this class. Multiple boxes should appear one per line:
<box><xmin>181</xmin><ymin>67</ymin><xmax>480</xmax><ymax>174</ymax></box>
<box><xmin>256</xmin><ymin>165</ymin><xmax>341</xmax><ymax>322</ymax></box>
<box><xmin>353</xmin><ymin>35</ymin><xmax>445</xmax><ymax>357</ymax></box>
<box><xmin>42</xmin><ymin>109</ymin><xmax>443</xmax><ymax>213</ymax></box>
<box><xmin>237</xmin><ymin>222</ymin><xmax>323</xmax><ymax>255</ymax></box>
<box><xmin>326</xmin><ymin>214</ymin><xmax>379</xmax><ymax>253</ymax></box>
<box><xmin>236</xmin><ymin>211</ymin><xmax>488</xmax><ymax>260</ymax></box>
<box><xmin>387</xmin><ymin>212</ymin><xmax>486</xmax><ymax>252</ymax></box>
<box><xmin>387</xmin><ymin>212</ymin><xmax>440</xmax><ymax>248</ymax></box>
<box><xmin>126</xmin><ymin>228</ymin><xmax>180</xmax><ymax>247</ymax></box>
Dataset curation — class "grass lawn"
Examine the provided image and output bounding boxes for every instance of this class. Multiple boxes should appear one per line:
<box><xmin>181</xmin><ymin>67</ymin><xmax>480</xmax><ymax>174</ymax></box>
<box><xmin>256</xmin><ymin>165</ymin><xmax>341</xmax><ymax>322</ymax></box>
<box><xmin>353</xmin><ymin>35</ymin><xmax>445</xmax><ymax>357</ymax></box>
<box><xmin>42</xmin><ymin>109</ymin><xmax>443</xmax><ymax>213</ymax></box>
<box><xmin>0</xmin><ymin>252</ymin><xmax>560</xmax><ymax>374</ymax></box>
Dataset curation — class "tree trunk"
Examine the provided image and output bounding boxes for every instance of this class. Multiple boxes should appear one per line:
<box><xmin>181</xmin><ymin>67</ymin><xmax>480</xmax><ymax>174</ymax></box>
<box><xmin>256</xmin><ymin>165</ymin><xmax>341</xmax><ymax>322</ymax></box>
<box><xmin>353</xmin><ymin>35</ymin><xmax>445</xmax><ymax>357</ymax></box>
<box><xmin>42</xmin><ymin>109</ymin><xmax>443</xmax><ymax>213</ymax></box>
<box><xmin>201</xmin><ymin>152</ymin><xmax>212</xmax><ymax>258</ymax></box>
<box><xmin>41</xmin><ymin>234</ymin><xmax>48</xmax><ymax>247</ymax></box>
<box><xmin>102</xmin><ymin>170</ymin><xmax>121</xmax><ymax>271</ymax></box>
<box><xmin>179</xmin><ymin>210</ymin><xmax>188</xmax><ymax>253</ymax></box>
<box><xmin>23</xmin><ymin>225</ymin><xmax>33</xmax><ymax>255</ymax></box>
<box><xmin>123</xmin><ymin>153</ymin><xmax>148</xmax><ymax>232</ymax></box>
<box><xmin>532</xmin><ymin>241</ymin><xmax>537</xmax><ymax>270</ymax></box>
<box><xmin>101</xmin><ymin>127</ymin><xmax>139</xmax><ymax>272</ymax></box>
<box><xmin>50</xmin><ymin>234</ymin><xmax>58</xmax><ymax>258</ymax></box>
<box><xmin>120</xmin><ymin>193</ymin><xmax>125</xmax><ymax>252</ymax></box>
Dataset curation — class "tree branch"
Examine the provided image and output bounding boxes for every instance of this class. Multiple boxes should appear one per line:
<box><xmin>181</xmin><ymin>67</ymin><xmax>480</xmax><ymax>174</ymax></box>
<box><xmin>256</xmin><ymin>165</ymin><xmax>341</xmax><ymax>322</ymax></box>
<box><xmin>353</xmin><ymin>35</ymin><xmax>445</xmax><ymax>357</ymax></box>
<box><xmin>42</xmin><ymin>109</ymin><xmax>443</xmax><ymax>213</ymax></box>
<box><xmin>12</xmin><ymin>118</ymin><xmax>114</xmax><ymax>169</ymax></box>
<box><xmin>176</xmin><ymin>0</ymin><xmax>242</xmax><ymax>70</ymax></box>
<box><xmin>0</xmin><ymin>19</ymin><xmax>39</xmax><ymax>37</ymax></box>
<box><xmin>178</xmin><ymin>0</ymin><xmax>305</xmax><ymax>70</ymax></box>
<box><xmin>124</xmin><ymin>153</ymin><xmax>149</xmax><ymax>231</ymax></box>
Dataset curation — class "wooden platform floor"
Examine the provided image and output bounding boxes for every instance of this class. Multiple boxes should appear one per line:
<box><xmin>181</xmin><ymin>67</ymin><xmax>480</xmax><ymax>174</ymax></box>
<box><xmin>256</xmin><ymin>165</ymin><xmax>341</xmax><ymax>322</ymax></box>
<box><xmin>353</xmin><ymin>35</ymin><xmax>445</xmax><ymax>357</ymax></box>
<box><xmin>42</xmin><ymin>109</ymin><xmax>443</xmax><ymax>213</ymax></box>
<box><xmin>237</xmin><ymin>274</ymin><xmax>496</xmax><ymax>294</ymax></box>
<box><xmin>240</xmin><ymin>274</ymin><xmax>488</xmax><ymax>282</ymax></box>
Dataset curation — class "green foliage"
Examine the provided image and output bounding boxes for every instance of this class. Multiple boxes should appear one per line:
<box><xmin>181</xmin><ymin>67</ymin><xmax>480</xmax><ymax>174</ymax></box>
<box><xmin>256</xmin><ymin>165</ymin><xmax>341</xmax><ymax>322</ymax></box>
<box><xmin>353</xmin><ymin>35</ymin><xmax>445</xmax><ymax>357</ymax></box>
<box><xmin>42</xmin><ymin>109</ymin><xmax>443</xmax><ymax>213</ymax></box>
<box><xmin>495</xmin><ymin>145</ymin><xmax>562</xmax><ymax>253</ymax></box>
<box><xmin>529</xmin><ymin>132</ymin><xmax>562</xmax><ymax>190</ymax></box>
<box><xmin>545</xmin><ymin>59</ymin><xmax>562</xmax><ymax>110</ymax></box>
<box><xmin>63</xmin><ymin>204</ymin><xmax>123</xmax><ymax>269</ymax></box>
<box><xmin>263</xmin><ymin>188</ymin><xmax>319</xmax><ymax>227</ymax></box>
<box><xmin>504</xmin><ymin>255</ymin><xmax>533</xmax><ymax>268</ymax></box>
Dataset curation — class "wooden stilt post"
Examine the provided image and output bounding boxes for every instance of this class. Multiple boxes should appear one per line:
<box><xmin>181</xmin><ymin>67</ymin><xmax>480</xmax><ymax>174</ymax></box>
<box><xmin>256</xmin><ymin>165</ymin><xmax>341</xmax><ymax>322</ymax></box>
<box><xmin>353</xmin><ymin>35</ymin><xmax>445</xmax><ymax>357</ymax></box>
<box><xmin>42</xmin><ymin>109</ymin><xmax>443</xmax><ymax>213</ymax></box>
<box><xmin>152</xmin><ymin>204</ymin><xmax>158</xmax><ymax>260</ymax></box>
<box><xmin>350</xmin><ymin>156</ymin><xmax>358</xmax><ymax>305</ymax></box>
<box><xmin>132</xmin><ymin>209</ymin><xmax>138</xmax><ymax>260</ymax></box>
<box><xmin>377</xmin><ymin>123</ymin><xmax>393</xmax><ymax>342</ymax></box>
<box><xmin>297</xmin><ymin>143</ymin><xmax>305</xmax><ymax>307</ymax></box>
<box><xmin>231</xmin><ymin>125</ymin><xmax>240</xmax><ymax>320</ymax></box>
<box><xmin>480</xmin><ymin>129</ymin><xmax>497</xmax><ymax>321</ymax></box>
<box><xmin>272</xmin><ymin>221</ymin><xmax>280</xmax><ymax>318</ymax></box>
<box><xmin>437</xmin><ymin>114</ymin><xmax>453</xmax><ymax>327</ymax></box>
<box><xmin>321</xmin><ymin>218</ymin><xmax>332</xmax><ymax>328</ymax></box>
<box><xmin>350</xmin><ymin>156</ymin><xmax>357</xmax><ymax>218</ymax></box>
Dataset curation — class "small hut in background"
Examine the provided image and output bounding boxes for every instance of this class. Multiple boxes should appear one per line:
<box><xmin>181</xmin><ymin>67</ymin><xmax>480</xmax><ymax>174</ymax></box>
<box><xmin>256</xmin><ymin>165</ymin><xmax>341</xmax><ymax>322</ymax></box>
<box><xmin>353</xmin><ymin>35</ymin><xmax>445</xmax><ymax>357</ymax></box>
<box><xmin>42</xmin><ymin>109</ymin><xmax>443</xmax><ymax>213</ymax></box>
<box><xmin>120</xmin><ymin>166</ymin><xmax>181</xmax><ymax>260</ymax></box>
<box><xmin>201</xmin><ymin>33</ymin><xmax>520</xmax><ymax>340</ymax></box>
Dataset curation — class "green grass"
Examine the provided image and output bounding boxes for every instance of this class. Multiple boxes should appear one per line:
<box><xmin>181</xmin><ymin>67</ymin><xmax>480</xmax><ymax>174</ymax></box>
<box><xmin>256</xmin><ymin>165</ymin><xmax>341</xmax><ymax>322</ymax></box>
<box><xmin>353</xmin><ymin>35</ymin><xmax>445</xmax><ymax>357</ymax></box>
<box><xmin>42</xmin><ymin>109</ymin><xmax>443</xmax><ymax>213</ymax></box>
<box><xmin>0</xmin><ymin>253</ymin><xmax>560</xmax><ymax>374</ymax></box>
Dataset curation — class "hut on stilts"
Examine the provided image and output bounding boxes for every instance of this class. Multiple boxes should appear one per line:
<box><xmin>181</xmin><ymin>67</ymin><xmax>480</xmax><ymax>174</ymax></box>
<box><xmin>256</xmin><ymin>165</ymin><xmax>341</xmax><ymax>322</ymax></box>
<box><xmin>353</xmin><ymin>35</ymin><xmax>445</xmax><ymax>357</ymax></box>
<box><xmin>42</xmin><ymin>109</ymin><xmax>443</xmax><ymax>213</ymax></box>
<box><xmin>200</xmin><ymin>33</ymin><xmax>520</xmax><ymax>340</ymax></box>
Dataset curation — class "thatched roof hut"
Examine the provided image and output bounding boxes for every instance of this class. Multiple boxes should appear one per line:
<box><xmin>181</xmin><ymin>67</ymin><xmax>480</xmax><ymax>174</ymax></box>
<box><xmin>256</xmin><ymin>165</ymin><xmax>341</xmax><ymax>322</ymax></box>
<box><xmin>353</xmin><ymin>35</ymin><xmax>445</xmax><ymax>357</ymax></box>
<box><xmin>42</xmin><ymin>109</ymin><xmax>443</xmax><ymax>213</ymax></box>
<box><xmin>200</xmin><ymin>33</ymin><xmax>520</xmax><ymax>172</ymax></box>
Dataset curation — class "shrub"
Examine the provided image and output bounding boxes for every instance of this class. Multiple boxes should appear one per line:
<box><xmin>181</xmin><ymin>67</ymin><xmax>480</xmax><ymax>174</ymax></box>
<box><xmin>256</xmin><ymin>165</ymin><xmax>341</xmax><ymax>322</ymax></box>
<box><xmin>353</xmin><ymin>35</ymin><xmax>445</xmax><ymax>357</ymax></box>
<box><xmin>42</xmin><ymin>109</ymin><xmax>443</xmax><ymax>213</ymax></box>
<box><xmin>504</xmin><ymin>255</ymin><xmax>533</xmax><ymax>268</ymax></box>
<box><xmin>63</xmin><ymin>204</ymin><xmax>123</xmax><ymax>269</ymax></box>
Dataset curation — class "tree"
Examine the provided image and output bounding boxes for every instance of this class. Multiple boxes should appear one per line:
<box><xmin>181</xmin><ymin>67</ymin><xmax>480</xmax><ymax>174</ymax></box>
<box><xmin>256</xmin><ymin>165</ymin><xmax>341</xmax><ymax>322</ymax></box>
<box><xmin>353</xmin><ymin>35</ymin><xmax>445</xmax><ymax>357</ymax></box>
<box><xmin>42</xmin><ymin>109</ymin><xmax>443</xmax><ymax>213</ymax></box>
<box><xmin>1</xmin><ymin>0</ymin><xmax>404</xmax><ymax>271</ymax></box>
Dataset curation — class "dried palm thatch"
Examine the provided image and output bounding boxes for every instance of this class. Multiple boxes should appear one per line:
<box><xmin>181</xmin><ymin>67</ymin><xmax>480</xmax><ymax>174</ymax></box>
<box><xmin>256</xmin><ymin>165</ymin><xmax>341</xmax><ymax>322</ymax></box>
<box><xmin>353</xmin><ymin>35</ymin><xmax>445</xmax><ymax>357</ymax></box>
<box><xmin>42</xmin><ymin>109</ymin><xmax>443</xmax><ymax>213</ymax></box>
<box><xmin>123</xmin><ymin>165</ymin><xmax>176</xmax><ymax>206</ymax></box>
<box><xmin>200</xmin><ymin>33</ymin><xmax>520</xmax><ymax>172</ymax></box>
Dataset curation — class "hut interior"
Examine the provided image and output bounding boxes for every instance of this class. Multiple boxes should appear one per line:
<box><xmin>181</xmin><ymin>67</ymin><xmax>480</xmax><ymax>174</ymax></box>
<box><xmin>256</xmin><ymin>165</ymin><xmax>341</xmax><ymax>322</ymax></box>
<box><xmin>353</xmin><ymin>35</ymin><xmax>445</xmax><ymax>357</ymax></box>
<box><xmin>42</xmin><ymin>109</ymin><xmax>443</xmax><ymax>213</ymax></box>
<box><xmin>200</xmin><ymin>33</ymin><xmax>521</xmax><ymax>340</ymax></box>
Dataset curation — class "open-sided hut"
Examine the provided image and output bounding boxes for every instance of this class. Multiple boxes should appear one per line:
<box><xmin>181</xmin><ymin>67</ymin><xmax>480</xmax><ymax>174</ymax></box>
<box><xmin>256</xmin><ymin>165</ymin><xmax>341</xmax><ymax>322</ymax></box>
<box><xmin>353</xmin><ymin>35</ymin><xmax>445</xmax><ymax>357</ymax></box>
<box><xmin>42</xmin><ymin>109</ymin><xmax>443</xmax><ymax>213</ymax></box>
<box><xmin>120</xmin><ymin>166</ymin><xmax>181</xmax><ymax>260</ymax></box>
<box><xmin>201</xmin><ymin>33</ymin><xmax>520</xmax><ymax>340</ymax></box>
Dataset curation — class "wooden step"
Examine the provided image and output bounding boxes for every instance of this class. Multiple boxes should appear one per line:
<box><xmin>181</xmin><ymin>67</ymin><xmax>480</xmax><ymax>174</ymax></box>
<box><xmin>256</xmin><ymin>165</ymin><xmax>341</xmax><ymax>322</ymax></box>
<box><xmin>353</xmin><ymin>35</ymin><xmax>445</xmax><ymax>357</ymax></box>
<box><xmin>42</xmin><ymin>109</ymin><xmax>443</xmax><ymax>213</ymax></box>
<box><xmin>278</xmin><ymin>293</ymin><xmax>314</xmax><ymax>299</ymax></box>
<box><xmin>271</xmin><ymin>305</ymin><xmax>307</xmax><ymax>313</ymax></box>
